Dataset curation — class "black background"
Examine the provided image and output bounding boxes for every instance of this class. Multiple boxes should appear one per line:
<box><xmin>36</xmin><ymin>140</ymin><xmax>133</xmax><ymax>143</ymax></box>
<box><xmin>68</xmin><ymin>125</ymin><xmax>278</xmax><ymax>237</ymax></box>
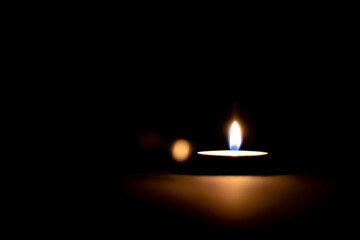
<box><xmin>73</xmin><ymin>40</ymin><xmax>357</xmax><ymax>175</ymax></box>
<box><xmin>42</xmin><ymin>8</ymin><xmax>359</xmax><ymax>237</ymax></box>
<box><xmin>65</xmin><ymin>43</ymin><xmax>358</xmax><ymax>237</ymax></box>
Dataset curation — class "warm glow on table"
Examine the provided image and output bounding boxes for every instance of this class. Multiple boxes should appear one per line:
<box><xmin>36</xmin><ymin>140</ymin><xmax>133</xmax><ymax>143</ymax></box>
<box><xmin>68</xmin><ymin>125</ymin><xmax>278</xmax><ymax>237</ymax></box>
<box><xmin>119</xmin><ymin>173</ymin><xmax>335</xmax><ymax>228</ymax></box>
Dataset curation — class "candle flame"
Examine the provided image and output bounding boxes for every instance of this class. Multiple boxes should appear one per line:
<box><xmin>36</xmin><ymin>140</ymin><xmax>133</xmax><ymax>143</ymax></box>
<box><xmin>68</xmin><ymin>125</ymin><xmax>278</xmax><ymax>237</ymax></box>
<box><xmin>229</xmin><ymin>121</ymin><xmax>242</xmax><ymax>151</ymax></box>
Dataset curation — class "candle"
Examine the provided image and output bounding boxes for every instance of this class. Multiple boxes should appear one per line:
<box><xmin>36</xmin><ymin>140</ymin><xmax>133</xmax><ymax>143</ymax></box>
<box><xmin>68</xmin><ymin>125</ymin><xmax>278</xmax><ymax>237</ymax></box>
<box><xmin>197</xmin><ymin>121</ymin><xmax>268</xmax><ymax>157</ymax></box>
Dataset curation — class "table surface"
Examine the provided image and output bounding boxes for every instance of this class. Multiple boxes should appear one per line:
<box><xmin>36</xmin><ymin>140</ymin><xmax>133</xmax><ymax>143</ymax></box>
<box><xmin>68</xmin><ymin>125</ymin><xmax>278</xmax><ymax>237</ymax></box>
<box><xmin>111</xmin><ymin>172</ymin><xmax>356</xmax><ymax>236</ymax></box>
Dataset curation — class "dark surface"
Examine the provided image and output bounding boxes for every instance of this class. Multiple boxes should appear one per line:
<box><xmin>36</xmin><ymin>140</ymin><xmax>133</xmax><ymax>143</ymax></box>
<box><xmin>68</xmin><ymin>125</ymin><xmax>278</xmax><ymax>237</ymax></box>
<box><xmin>169</xmin><ymin>154</ymin><xmax>293</xmax><ymax>175</ymax></box>
<box><xmin>104</xmin><ymin>171</ymin><xmax>357</xmax><ymax>238</ymax></box>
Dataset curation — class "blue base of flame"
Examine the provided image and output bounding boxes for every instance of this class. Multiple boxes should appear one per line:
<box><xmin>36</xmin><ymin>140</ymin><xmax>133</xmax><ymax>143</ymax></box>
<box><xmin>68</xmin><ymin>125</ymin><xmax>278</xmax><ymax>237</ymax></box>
<box><xmin>229</xmin><ymin>146</ymin><xmax>240</xmax><ymax>151</ymax></box>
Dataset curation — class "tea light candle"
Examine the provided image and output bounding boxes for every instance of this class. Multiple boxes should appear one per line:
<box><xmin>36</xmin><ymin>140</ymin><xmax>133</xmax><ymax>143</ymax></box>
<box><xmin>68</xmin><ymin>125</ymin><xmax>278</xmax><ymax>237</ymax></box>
<box><xmin>197</xmin><ymin>121</ymin><xmax>268</xmax><ymax>157</ymax></box>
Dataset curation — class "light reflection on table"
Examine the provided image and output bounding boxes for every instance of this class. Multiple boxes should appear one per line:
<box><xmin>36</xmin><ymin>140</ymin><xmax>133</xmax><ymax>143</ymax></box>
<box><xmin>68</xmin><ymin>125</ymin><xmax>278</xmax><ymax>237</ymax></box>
<box><xmin>119</xmin><ymin>173</ymin><xmax>336</xmax><ymax>228</ymax></box>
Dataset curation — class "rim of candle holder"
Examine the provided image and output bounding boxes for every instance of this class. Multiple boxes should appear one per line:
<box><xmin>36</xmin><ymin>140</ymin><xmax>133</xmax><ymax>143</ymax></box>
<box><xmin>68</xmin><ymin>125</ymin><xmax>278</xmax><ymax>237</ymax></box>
<box><xmin>197</xmin><ymin>150</ymin><xmax>268</xmax><ymax>157</ymax></box>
